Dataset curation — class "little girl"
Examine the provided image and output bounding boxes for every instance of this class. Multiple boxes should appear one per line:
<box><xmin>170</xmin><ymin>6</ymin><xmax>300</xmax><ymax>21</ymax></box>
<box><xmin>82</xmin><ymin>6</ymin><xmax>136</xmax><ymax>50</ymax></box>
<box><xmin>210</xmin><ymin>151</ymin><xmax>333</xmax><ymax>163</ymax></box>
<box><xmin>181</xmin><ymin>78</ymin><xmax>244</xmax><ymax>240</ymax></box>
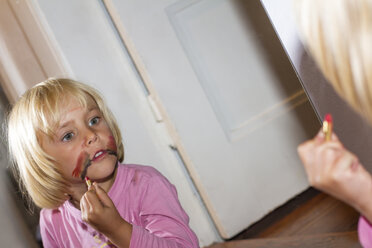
<box><xmin>7</xmin><ymin>78</ymin><xmax>199</xmax><ymax>248</ymax></box>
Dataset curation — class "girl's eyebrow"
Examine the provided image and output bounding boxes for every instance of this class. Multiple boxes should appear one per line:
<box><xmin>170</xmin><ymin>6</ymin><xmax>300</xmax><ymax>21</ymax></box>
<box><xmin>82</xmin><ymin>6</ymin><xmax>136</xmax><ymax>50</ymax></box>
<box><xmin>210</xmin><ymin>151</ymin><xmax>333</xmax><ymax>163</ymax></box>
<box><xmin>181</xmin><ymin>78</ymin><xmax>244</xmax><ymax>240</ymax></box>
<box><xmin>58</xmin><ymin>120</ymin><xmax>73</xmax><ymax>130</ymax></box>
<box><xmin>88</xmin><ymin>106</ymin><xmax>99</xmax><ymax>112</ymax></box>
<box><xmin>58</xmin><ymin>107</ymin><xmax>98</xmax><ymax>129</ymax></box>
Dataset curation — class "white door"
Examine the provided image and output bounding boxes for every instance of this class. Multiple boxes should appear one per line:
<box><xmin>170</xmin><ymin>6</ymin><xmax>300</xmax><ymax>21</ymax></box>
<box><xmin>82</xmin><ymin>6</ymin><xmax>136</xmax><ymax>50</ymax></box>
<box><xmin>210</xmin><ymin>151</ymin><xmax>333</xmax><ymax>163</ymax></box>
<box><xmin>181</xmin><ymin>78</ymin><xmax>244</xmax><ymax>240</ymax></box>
<box><xmin>104</xmin><ymin>0</ymin><xmax>319</xmax><ymax>238</ymax></box>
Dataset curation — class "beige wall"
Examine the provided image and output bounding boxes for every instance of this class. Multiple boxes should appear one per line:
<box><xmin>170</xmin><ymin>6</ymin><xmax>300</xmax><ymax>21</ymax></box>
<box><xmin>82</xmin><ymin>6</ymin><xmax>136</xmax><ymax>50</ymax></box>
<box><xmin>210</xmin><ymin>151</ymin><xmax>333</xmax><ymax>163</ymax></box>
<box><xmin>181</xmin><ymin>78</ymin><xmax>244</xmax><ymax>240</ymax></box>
<box><xmin>0</xmin><ymin>0</ymin><xmax>67</xmax><ymax>103</ymax></box>
<box><xmin>0</xmin><ymin>86</ymin><xmax>38</xmax><ymax>246</ymax></box>
<box><xmin>0</xmin><ymin>0</ymin><xmax>68</xmax><ymax>245</ymax></box>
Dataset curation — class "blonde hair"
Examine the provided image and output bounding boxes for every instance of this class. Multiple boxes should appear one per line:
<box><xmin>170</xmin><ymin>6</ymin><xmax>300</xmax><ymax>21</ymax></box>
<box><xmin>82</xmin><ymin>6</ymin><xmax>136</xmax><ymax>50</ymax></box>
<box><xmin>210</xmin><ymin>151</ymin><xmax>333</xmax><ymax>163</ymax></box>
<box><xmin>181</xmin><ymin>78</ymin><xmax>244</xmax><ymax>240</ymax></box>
<box><xmin>7</xmin><ymin>78</ymin><xmax>124</xmax><ymax>209</ymax></box>
<box><xmin>295</xmin><ymin>0</ymin><xmax>372</xmax><ymax>123</ymax></box>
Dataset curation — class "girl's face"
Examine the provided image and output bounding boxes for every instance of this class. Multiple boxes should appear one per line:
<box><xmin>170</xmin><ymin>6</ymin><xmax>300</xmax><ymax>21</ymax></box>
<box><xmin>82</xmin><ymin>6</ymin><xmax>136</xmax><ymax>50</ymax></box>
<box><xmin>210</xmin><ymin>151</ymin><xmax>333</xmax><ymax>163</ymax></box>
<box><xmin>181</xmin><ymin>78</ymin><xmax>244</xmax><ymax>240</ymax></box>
<box><xmin>41</xmin><ymin>96</ymin><xmax>118</xmax><ymax>185</ymax></box>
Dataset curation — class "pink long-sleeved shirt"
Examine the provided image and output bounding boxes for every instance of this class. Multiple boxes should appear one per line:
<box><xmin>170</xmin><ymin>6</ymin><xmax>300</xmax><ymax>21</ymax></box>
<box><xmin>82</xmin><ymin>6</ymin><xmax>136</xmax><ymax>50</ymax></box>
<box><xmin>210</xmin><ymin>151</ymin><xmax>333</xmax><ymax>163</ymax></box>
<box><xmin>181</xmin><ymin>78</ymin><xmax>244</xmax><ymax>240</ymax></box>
<box><xmin>40</xmin><ymin>163</ymin><xmax>199</xmax><ymax>248</ymax></box>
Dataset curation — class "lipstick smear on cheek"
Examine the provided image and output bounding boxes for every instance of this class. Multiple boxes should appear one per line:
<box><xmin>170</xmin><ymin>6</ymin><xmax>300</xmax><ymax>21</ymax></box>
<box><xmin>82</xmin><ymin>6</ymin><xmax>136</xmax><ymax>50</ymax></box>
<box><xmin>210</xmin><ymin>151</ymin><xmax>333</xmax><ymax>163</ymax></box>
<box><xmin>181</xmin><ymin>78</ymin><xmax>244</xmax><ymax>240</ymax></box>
<box><xmin>72</xmin><ymin>152</ymin><xmax>89</xmax><ymax>178</ymax></box>
<box><xmin>108</xmin><ymin>135</ymin><xmax>117</xmax><ymax>152</ymax></box>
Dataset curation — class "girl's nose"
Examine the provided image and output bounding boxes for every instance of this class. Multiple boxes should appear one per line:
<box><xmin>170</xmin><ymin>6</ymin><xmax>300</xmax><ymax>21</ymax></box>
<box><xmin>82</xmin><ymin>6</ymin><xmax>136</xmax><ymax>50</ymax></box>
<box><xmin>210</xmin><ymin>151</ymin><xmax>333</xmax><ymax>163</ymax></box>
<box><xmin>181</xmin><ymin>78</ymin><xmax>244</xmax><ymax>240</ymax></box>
<box><xmin>86</xmin><ymin>129</ymin><xmax>98</xmax><ymax>145</ymax></box>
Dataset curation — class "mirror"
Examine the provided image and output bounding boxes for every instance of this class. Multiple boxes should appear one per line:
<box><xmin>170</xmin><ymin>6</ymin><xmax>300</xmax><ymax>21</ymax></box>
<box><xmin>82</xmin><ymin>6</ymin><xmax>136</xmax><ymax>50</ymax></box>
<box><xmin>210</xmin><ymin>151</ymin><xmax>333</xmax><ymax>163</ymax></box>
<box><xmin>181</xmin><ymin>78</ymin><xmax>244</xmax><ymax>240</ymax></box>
<box><xmin>261</xmin><ymin>0</ymin><xmax>372</xmax><ymax>173</ymax></box>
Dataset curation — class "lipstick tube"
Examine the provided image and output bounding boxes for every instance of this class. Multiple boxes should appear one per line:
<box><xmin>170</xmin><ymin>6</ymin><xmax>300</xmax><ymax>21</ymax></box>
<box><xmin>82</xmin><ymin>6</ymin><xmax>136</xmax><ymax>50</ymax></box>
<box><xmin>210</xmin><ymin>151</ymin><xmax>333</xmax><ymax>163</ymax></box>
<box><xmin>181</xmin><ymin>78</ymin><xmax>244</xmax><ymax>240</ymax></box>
<box><xmin>85</xmin><ymin>176</ymin><xmax>92</xmax><ymax>188</ymax></box>
<box><xmin>322</xmin><ymin>113</ymin><xmax>333</xmax><ymax>141</ymax></box>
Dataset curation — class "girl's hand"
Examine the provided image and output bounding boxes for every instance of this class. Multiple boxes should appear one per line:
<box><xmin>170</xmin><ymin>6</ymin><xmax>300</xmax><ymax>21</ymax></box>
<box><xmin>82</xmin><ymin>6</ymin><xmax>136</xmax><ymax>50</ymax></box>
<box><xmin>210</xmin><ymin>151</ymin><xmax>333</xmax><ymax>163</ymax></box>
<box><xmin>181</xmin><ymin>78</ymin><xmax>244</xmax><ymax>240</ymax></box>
<box><xmin>80</xmin><ymin>183</ymin><xmax>132</xmax><ymax>248</ymax></box>
<box><xmin>298</xmin><ymin>129</ymin><xmax>372</xmax><ymax>222</ymax></box>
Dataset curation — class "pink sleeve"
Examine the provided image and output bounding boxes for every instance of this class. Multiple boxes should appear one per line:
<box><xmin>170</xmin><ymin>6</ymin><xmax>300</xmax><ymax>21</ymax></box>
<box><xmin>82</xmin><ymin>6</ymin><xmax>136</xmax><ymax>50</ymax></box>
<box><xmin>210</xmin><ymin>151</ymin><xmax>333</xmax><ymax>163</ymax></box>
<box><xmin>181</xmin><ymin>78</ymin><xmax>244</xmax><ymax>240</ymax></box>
<box><xmin>39</xmin><ymin>209</ymin><xmax>59</xmax><ymax>248</ymax></box>
<box><xmin>129</xmin><ymin>173</ymin><xmax>199</xmax><ymax>248</ymax></box>
<box><xmin>359</xmin><ymin>216</ymin><xmax>372</xmax><ymax>248</ymax></box>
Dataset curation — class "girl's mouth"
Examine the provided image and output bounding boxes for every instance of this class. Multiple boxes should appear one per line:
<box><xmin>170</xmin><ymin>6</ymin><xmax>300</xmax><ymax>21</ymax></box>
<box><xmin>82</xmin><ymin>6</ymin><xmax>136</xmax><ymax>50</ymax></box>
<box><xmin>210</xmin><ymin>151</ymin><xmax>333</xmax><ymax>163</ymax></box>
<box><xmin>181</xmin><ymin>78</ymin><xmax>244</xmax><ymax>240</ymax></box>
<box><xmin>92</xmin><ymin>150</ymin><xmax>107</xmax><ymax>161</ymax></box>
<box><xmin>74</xmin><ymin>148</ymin><xmax>118</xmax><ymax>180</ymax></box>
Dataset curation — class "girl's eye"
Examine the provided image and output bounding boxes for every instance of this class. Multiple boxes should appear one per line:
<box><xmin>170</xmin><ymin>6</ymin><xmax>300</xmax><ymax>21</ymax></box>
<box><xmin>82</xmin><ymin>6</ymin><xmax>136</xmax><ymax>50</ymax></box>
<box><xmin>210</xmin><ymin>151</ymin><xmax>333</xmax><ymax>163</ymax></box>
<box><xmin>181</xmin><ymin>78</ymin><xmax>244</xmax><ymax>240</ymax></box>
<box><xmin>89</xmin><ymin>116</ymin><xmax>100</xmax><ymax>126</ymax></box>
<box><xmin>62</xmin><ymin>132</ymin><xmax>74</xmax><ymax>142</ymax></box>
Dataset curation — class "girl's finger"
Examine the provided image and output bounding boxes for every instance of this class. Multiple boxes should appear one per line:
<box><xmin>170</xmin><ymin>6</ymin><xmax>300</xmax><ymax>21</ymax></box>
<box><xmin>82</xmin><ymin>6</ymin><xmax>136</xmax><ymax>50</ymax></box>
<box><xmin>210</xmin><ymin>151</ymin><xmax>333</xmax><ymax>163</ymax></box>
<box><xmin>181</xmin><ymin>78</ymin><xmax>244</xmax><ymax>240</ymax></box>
<box><xmin>334</xmin><ymin>151</ymin><xmax>358</xmax><ymax>172</ymax></box>
<box><xmin>80</xmin><ymin>196</ymin><xmax>88</xmax><ymax>220</ymax></box>
<box><xmin>305</xmin><ymin>141</ymin><xmax>344</xmax><ymax>181</ymax></box>
<box><xmin>84</xmin><ymin>190</ymin><xmax>103</xmax><ymax>210</ymax></box>
<box><xmin>330</xmin><ymin>132</ymin><xmax>340</xmax><ymax>142</ymax></box>
<box><xmin>300</xmin><ymin>140</ymin><xmax>343</xmax><ymax>167</ymax></box>
<box><xmin>319</xmin><ymin>140</ymin><xmax>344</xmax><ymax>152</ymax></box>
<box><xmin>298</xmin><ymin>130</ymin><xmax>341</xmax><ymax>160</ymax></box>
<box><xmin>94</xmin><ymin>182</ymin><xmax>114</xmax><ymax>207</ymax></box>
<box><xmin>314</xmin><ymin>127</ymin><xmax>340</xmax><ymax>145</ymax></box>
<box><xmin>314</xmin><ymin>141</ymin><xmax>344</xmax><ymax>170</ymax></box>
<box><xmin>315</xmin><ymin>128</ymin><xmax>325</xmax><ymax>144</ymax></box>
<box><xmin>298</xmin><ymin>138</ymin><xmax>317</xmax><ymax>160</ymax></box>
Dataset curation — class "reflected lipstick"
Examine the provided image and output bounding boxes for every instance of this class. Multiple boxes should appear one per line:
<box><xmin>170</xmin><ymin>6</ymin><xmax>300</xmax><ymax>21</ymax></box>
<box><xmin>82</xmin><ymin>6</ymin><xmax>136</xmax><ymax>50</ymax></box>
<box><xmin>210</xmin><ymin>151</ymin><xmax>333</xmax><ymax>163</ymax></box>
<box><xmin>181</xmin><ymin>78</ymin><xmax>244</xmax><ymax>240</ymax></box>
<box><xmin>322</xmin><ymin>113</ymin><xmax>333</xmax><ymax>141</ymax></box>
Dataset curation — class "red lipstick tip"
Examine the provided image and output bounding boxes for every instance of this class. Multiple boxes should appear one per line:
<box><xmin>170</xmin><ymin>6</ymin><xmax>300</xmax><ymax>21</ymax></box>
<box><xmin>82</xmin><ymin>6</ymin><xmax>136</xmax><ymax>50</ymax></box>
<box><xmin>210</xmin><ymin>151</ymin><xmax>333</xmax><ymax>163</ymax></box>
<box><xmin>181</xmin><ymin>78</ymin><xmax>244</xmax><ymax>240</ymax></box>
<box><xmin>325</xmin><ymin>113</ymin><xmax>333</xmax><ymax>123</ymax></box>
<box><xmin>85</xmin><ymin>176</ymin><xmax>92</xmax><ymax>187</ymax></box>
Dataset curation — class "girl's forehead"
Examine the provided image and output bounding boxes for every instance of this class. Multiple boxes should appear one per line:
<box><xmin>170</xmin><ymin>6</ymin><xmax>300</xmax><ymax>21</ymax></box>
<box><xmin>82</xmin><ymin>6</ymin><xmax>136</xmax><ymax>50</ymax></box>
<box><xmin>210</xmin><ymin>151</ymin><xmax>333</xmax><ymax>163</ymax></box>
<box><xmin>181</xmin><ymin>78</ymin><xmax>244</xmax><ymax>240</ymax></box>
<box><xmin>61</xmin><ymin>95</ymin><xmax>96</xmax><ymax>112</ymax></box>
<box><xmin>58</xmin><ymin>96</ymin><xmax>97</xmax><ymax>122</ymax></box>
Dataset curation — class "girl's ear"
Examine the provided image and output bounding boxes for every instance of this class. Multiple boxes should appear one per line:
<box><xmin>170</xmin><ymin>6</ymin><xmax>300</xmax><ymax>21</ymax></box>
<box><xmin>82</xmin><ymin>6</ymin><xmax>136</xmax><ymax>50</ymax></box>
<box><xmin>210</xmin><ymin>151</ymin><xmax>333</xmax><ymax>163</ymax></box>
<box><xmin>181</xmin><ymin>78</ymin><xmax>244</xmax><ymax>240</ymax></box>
<box><xmin>64</xmin><ymin>193</ymin><xmax>72</xmax><ymax>200</ymax></box>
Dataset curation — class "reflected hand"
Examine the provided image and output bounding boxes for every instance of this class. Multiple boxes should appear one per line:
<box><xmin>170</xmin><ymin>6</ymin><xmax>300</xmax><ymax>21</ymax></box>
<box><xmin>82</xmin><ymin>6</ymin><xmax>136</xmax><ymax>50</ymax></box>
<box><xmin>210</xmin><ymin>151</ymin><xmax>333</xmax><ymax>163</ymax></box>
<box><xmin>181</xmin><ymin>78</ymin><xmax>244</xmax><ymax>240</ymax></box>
<box><xmin>297</xmin><ymin>129</ymin><xmax>372</xmax><ymax>221</ymax></box>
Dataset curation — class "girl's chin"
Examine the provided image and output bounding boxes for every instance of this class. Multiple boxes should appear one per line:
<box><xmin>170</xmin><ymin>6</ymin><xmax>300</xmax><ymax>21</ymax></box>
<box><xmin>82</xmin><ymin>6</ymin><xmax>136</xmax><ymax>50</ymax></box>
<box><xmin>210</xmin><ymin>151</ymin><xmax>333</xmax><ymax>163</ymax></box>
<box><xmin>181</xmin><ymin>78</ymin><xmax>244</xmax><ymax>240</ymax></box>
<box><xmin>87</xmin><ymin>164</ymin><xmax>117</xmax><ymax>182</ymax></box>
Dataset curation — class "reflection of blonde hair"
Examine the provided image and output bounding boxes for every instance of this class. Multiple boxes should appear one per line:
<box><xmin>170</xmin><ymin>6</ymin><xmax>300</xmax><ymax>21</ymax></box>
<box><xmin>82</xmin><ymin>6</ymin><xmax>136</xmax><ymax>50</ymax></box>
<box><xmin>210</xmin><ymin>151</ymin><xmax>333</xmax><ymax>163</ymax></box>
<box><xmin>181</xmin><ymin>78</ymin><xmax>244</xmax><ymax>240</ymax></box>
<box><xmin>295</xmin><ymin>0</ymin><xmax>372</xmax><ymax>123</ymax></box>
<box><xmin>7</xmin><ymin>78</ymin><xmax>124</xmax><ymax>209</ymax></box>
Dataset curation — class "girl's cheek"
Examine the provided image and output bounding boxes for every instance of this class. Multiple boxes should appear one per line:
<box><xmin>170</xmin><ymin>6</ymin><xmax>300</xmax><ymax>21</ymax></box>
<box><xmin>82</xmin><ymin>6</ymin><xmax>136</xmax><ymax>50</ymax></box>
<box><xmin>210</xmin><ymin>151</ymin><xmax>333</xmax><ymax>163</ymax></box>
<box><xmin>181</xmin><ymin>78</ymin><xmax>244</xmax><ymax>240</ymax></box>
<box><xmin>108</xmin><ymin>135</ymin><xmax>117</xmax><ymax>151</ymax></box>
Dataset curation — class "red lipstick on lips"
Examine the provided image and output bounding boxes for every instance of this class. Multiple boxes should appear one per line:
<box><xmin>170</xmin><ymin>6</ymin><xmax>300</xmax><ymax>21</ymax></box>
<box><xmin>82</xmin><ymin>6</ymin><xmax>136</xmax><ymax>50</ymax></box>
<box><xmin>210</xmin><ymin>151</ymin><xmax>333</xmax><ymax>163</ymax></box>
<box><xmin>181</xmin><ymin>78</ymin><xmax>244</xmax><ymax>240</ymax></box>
<box><xmin>92</xmin><ymin>149</ymin><xmax>107</xmax><ymax>161</ymax></box>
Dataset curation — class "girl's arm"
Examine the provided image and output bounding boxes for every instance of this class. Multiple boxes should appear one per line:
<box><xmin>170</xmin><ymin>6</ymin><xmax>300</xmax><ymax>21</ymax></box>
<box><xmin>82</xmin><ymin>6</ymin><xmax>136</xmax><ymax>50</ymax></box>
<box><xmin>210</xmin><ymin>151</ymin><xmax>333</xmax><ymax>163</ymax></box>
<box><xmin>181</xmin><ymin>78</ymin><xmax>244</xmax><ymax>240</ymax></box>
<box><xmin>129</xmin><ymin>171</ymin><xmax>199</xmax><ymax>248</ymax></box>
<box><xmin>39</xmin><ymin>209</ymin><xmax>62</xmax><ymax>248</ymax></box>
